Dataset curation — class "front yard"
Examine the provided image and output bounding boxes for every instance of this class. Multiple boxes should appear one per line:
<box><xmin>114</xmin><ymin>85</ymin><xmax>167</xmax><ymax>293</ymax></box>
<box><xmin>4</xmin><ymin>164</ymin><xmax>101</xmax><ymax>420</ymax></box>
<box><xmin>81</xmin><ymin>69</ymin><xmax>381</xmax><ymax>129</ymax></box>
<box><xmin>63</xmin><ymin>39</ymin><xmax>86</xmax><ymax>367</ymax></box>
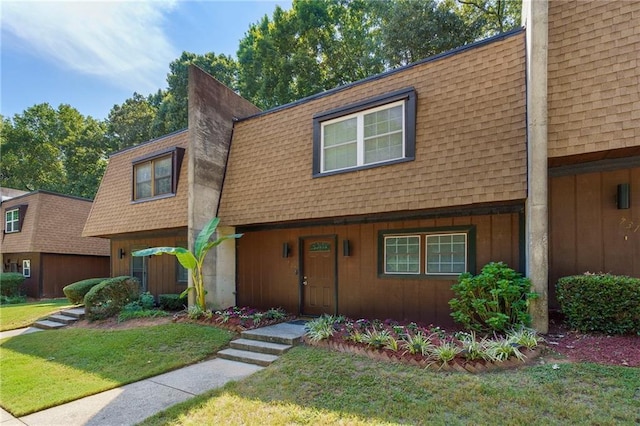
<box><xmin>0</xmin><ymin>298</ymin><xmax>73</xmax><ymax>331</ymax></box>
<box><xmin>141</xmin><ymin>345</ymin><xmax>639</xmax><ymax>425</ymax></box>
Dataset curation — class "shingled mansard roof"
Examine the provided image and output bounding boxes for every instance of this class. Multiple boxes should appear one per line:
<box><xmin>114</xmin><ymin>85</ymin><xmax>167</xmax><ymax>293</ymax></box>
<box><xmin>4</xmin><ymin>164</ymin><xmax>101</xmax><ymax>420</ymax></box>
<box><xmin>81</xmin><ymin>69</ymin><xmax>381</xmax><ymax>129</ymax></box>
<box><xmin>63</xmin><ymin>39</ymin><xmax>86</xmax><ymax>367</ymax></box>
<box><xmin>1</xmin><ymin>190</ymin><xmax>110</xmax><ymax>256</ymax></box>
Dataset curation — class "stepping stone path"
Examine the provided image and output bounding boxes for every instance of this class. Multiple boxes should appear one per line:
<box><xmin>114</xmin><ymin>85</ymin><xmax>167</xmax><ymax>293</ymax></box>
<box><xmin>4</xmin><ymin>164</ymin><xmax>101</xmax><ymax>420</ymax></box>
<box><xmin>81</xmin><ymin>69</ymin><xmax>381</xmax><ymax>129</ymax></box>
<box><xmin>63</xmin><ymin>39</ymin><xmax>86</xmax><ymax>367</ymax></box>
<box><xmin>217</xmin><ymin>322</ymin><xmax>307</xmax><ymax>366</ymax></box>
<box><xmin>33</xmin><ymin>307</ymin><xmax>85</xmax><ymax>330</ymax></box>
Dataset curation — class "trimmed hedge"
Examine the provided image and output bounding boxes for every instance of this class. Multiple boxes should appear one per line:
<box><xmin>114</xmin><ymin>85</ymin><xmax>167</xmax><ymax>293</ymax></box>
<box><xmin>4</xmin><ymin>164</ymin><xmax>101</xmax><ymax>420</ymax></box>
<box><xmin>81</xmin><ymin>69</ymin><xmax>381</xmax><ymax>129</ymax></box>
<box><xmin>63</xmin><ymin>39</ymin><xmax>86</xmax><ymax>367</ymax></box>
<box><xmin>556</xmin><ymin>273</ymin><xmax>640</xmax><ymax>335</ymax></box>
<box><xmin>63</xmin><ymin>278</ymin><xmax>107</xmax><ymax>304</ymax></box>
<box><xmin>0</xmin><ymin>273</ymin><xmax>25</xmax><ymax>297</ymax></box>
<box><xmin>84</xmin><ymin>276</ymin><xmax>141</xmax><ymax>321</ymax></box>
<box><xmin>159</xmin><ymin>293</ymin><xmax>188</xmax><ymax>311</ymax></box>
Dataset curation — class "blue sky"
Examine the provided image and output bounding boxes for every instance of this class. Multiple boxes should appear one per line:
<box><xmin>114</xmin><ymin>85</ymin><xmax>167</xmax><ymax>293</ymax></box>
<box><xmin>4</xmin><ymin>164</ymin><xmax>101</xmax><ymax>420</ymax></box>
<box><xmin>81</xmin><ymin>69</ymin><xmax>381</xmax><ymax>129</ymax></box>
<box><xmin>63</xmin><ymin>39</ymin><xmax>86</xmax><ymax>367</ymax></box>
<box><xmin>1</xmin><ymin>0</ymin><xmax>291</xmax><ymax>121</ymax></box>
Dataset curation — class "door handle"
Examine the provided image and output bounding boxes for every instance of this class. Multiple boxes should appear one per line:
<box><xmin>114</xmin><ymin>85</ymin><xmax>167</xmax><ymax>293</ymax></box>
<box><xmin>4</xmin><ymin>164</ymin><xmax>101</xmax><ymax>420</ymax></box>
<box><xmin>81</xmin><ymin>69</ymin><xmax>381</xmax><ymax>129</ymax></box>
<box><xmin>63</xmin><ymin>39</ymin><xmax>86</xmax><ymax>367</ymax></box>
<box><xmin>302</xmin><ymin>276</ymin><xmax>308</xmax><ymax>286</ymax></box>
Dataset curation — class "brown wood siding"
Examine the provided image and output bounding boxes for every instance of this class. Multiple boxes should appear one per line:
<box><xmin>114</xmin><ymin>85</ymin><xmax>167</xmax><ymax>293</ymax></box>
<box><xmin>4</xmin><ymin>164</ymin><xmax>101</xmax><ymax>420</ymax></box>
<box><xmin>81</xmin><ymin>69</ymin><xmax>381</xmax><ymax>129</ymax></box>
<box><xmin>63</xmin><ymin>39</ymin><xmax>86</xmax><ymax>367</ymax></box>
<box><xmin>2</xmin><ymin>252</ymin><xmax>41</xmax><ymax>298</ymax></box>
<box><xmin>41</xmin><ymin>254</ymin><xmax>110</xmax><ymax>298</ymax></box>
<box><xmin>111</xmin><ymin>229</ymin><xmax>188</xmax><ymax>297</ymax></box>
<box><xmin>549</xmin><ymin>167</ymin><xmax>640</xmax><ymax>307</ymax></box>
<box><xmin>237</xmin><ymin>212</ymin><xmax>521</xmax><ymax>327</ymax></box>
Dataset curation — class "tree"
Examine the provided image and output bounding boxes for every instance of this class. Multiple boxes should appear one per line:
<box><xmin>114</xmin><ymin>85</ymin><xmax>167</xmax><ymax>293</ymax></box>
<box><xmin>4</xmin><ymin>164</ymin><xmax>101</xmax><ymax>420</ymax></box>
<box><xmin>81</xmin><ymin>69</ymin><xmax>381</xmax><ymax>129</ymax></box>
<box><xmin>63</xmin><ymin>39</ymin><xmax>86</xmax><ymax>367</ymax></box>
<box><xmin>0</xmin><ymin>104</ymin><xmax>108</xmax><ymax>198</ymax></box>
<box><xmin>151</xmin><ymin>52</ymin><xmax>239</xmax><ymax>135</ymax></box>
<box><xmin>132</xmin><ymin>217</ymin><xmax>242</xmax><ymax>311</ymax></box>
<box><xmin>453</xmin><ymin>0</ymin><xmax>521</xmax><ymax>36</ymax></box>
<box><xmin>105</xmin><ymin>92</ymin><xmax>158</xmax><ymax>151</ymax></box>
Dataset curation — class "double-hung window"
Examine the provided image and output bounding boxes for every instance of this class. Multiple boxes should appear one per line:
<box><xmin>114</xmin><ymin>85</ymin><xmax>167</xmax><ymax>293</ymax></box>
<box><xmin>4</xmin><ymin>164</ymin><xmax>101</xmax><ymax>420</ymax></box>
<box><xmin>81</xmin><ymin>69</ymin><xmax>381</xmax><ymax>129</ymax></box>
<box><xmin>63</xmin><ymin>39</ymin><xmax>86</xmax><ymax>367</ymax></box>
<box><xmin>132</xmin><ymin>147</ymin><xmax>184</xmax><ymax>202</ymax></box>
<box><xmin>380</xmin><ymin>226</ymin><xmax>475</xmax><ymax>277</ymax></box>
<box><xmin>5</xmin><ymin>209</ymin><xmax>19</xmax><ymax>233</ymax></box>
<box><xmin>313</xmin><ymin>88</ymin><xmax>416</xmax><ymax>176</ymax></box>
<box><xmin>22</xmin><ymin>260</ymin><xmax>31</xmax><ymax>278</ymax></box>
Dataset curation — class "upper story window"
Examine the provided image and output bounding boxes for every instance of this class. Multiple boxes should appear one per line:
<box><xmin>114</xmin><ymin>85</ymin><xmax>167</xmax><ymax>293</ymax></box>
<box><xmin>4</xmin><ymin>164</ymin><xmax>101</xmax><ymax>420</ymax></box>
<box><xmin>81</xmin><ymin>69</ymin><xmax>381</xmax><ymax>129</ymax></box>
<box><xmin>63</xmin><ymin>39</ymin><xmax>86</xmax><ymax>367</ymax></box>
<box><xmin>313</xmin><ymin>87</ymin><xmax>416</xmax><ymax>176</ymax></box>
<box><xmin>5</xmin><ymin>209</ymin><xmax>19</xmax><ymax>233</ymax></box>
<box><xmin>132</xmin><ymin>147</ymin><xmax>184</xmax><ymax>202</ymax></box>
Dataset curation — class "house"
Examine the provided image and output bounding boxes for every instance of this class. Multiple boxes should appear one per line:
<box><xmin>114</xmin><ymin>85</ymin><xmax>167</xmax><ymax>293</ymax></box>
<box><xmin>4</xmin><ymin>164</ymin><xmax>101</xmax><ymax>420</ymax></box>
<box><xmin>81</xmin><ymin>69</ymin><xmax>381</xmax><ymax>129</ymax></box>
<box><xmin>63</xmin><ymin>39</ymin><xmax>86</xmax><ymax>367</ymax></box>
<box><xmin>84</xmin><ymin>0</ymin><xmax>638</xmax><ymax>332</ymax></box>
<box><xmin>1</xmin><ymin>190</ymin><xmax>110</xmax><ymax>298</ymax></box>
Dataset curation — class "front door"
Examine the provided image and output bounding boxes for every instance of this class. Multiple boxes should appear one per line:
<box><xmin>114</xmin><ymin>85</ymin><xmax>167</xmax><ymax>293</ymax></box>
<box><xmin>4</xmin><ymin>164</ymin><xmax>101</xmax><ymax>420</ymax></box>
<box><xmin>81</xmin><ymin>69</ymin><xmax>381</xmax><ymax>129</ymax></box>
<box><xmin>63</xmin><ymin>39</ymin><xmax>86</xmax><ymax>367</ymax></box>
<box><xmin>300</xmin><ymin>236</ymin><xmax>337</xmax><ymax>316</ymax></box>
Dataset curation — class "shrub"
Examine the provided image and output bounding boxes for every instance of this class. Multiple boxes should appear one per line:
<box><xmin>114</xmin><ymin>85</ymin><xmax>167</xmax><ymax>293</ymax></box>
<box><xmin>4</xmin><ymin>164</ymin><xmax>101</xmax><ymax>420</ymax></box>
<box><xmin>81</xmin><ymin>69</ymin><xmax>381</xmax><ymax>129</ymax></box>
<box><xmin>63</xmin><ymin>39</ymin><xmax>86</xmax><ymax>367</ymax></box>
<box><xmin>556</xmin><ymin>273</ymin><xmax>640</xmax><ymax>335</ymax></box>
<box><xmin>159</xmin><ymin>293</ymin><xmax>187</xmax><ymax>311</ymax></box>
<box><xmin>0</xmin><ymin>273</ymin><xmax>25</xmax><ymax>297</ymax></box>
<box><xmin>449</xmin><ymin>262</ymin><xmax>538</xmax><ymax>332</ymax></box>
<box><xmin>84</xmin><ymin>276</ymin><xmax>140</xmax><ymax>321</ymax></box>
<box><xmin>0</xmin><ymin>295</ymin><xmax>27</xmax><ymax>305</ymax></box>
<box><xmin>63</xmin><ymin>278</ymin><xmax>107</xmax><ymax>304</ymax></box>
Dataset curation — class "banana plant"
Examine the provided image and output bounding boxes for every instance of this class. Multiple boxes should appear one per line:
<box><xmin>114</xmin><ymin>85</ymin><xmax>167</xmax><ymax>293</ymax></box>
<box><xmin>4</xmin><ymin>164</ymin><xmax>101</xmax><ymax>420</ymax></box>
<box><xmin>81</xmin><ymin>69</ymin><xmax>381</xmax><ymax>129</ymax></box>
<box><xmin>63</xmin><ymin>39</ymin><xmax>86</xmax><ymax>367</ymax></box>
<box><xmin>132</xmin><ymin>217</ymin><xmax>242</xmax><ymax>310</ymax></box>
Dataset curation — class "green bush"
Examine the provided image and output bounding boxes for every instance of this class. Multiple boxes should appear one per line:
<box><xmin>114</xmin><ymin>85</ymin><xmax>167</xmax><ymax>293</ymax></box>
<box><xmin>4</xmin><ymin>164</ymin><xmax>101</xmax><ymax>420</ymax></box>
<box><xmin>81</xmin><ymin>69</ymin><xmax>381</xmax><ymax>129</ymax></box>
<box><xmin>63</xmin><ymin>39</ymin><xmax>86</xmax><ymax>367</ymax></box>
<box><xmin>0</xmin><ymin>295</ymin><xmax>27</xmax><ymax>305</ymax></box>
<box><xmin>0</xmin><ymin>273</ymin><xmax>25</xmax><ymax>297</ymax></box>
<box><xmin>159</xmin><ymin>293</ymin><xmax>187</xmax><ymax>311</ymax></box>
<box><xmin>84</xmin><ymin>276</ymin><xmax>141</xmax><ymax>321</ymax></box>
<box><xmin>449</xmin><ymin>262</ymin><xmax>538</xmax><ymax>332</ymax></box>
<box><xmin>556</xmin><ymin>273</ymin><xmax>640</xmax><ymax>335</ymax></box>
<box><xmin>63</xmin><ymin>278</ymin><xmax>107</xmax><ymax>304</ymax></box>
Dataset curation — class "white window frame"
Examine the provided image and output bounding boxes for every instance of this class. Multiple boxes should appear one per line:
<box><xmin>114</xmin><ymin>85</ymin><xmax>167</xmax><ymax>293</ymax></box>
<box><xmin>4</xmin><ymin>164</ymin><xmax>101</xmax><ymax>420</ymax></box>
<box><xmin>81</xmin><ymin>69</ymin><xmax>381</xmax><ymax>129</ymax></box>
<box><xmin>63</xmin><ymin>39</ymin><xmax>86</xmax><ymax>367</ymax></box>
<box><xmin>5</xmin><ymin>209</ymin><xmax>19</xmax><ymax>233</ymax></box>
<box><xmin>384</xmin><ymin>235</ymin><xmax>421</xmax><ymax>275</ymax></box>
<box><xmin>320</xmin><ymin>100</ymin><xmax>406</xmax><ymax>173</ymax></box>
<box><xmin>425</xmin><ymin>233</ymin><xmax>468</xmax><ymax>275</ymax></box>
<box><xmin>22</xmin><ymin>260</ymin><xmax>31</xmax><ymax>278</ymax></box>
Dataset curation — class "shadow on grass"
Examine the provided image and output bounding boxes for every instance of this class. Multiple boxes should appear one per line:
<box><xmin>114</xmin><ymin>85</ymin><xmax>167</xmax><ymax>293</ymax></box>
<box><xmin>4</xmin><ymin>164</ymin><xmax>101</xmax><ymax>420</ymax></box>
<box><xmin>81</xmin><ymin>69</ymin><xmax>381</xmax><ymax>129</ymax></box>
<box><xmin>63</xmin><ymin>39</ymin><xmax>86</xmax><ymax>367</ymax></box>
<box><xmin>140</xmin><ymin>345</ymin><xmax>640</xmax><ymax>425</ymax></box>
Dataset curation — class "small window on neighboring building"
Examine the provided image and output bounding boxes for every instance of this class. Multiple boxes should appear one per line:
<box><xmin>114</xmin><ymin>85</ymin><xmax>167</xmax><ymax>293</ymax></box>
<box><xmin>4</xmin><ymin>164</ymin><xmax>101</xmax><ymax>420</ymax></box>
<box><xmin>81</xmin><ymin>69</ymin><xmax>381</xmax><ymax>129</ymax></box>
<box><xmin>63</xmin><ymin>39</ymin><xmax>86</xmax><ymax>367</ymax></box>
<box><xmin>176</xmin><ymin>259</ymin><xmax>188</xmax><ymax>284</ymax></box>
<box><xmin>132</xmin><ymin>147</ymin><xmax>184</xmax><ymax>202</ymax></box>
<box><xmin>313</xmin><ymin>88</ymin><xmax>416</xmax><ymax>176</ymax></box>
<box><xmin>22</xmin><ymin>260</ymin><xmax>31</xmax><ymax>278</ymax></box>
<box><xmin>5</xmin><ymin>209</ymin><xmax>19</xmax><ymax>233</ymax></box>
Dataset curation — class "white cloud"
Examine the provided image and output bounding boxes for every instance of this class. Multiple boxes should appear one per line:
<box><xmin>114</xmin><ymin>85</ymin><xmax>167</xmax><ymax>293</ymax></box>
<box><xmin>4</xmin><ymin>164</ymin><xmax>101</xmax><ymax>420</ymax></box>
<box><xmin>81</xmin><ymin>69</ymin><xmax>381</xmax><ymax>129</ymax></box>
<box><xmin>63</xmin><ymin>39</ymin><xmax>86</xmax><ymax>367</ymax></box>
<box><xmin>1</xmin><ymin>0</ymin><xmax>179</xmax><ymax>93</ymax></box>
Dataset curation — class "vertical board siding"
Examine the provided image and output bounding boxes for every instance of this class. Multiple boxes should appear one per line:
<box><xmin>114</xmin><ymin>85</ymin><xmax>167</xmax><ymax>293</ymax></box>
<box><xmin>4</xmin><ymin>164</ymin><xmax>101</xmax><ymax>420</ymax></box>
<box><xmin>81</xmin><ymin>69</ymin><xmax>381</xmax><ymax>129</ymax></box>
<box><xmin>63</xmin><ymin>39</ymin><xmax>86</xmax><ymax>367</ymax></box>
<box><xmin>41</xmin><ymin>254</ymin><xmax>110</xmax><ymax>298</ymax></box>
<box><xmin>237</xmin><ymin>212</ymin><xmax>520</xmax><ymax>327</ymax></box>
<box><xmin>549</xmin><ymin>167</ymin><xmax>639</xmax><ymax>307</ymax></box>
<box><xmin>111</xmin><ymin>229</ymin><xmax>187</xmax><ymax>297</ymax></box>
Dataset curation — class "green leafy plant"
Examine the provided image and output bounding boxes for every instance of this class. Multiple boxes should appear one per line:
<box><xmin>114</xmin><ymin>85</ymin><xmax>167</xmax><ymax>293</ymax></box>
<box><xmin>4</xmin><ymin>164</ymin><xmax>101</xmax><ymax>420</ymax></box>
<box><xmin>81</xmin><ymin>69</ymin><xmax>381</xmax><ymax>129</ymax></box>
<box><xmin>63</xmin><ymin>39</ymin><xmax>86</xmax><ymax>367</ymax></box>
<box><xmin>507</xmin><ymin>327</ymin><xmax>541</xmax><ymax>349</ymax></box>
<box><xmin>132</xmin><ymin>217</ymin><xmax>242</xmax><ymax>311</ymax></box>
<box><xmin>485</xmin><ymin>338</ymin><xmax>526</xmax><ymax>362</ymax></box>
<box><xmin>305</xmin><ymin>315</ymin><xmax>336</xmax><ymax>342</ymax></box>
<box><xmin>361</xmin><ymin>328</ymin><xmax>395</xmax><ymax>349</ymax></box>
<box><xmin>0</xmin><ymin>295</ymin><xmax>27</xmax><ymax>305</ymax></box>
<box><xmin>84</xmin><ymin>276</ymin><xmax>140</xmax><ymax>320</ymax></box>
<box><xmin>557</xmin><ymin>273</ymin><xmax>640</xmax><ymax>335</ymax></box>
<box><xmin>401</xmin><ymin>332</ymin><xmax>434</xmax><ymax>356</ymax></box>
<box><xmin>0</xmin><ymin>273</ymin><xmax>25</xmax><ymax>297</ymax></box>
<box><xmin>429</xmin><ymin>341</ymin><xmax>462</xmax><ymax>366</ymax></box>
<box><xmin>458</xmin><ymin>331</ymin><xmax>492</xmax><ymax>361</ymax></box>
<box><xmin>159</xmin><ymin>293</ymin><xmax>188</xmax><ymax>311</ymax></box>
<box><xmin>449</xmin><ymin>262</ymin><xmax>538</xmax><ymax>332</ymax></box>
<box><xmin>63</xmin><ymin>278</ymin><xmax>106</xmax><ymax>305</ymax></box>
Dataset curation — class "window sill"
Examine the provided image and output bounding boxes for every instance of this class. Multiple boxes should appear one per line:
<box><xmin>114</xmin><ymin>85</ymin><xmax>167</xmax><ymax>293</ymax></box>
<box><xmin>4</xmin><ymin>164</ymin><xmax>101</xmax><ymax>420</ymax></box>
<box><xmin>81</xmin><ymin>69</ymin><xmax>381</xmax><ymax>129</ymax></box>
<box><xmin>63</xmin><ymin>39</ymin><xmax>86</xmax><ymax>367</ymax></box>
<box><xmin>131</xmin><ymin>193</ymin><xmax>176</xmax><ymax>204</ymax></box>
<box><xmin>313</xmin><ymin>157</ymin><xmax>414</xmax><ymax>178</ymax></box>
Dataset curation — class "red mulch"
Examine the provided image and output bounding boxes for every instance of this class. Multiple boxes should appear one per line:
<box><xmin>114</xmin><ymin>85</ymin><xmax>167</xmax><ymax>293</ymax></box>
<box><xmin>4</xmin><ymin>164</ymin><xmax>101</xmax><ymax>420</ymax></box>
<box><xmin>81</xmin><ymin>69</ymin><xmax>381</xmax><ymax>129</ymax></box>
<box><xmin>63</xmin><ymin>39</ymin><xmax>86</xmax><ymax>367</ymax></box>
<box><xmin>544</xmin><ymin>318</ymin><xmax>640</xmax><ymax>367</ymax></box>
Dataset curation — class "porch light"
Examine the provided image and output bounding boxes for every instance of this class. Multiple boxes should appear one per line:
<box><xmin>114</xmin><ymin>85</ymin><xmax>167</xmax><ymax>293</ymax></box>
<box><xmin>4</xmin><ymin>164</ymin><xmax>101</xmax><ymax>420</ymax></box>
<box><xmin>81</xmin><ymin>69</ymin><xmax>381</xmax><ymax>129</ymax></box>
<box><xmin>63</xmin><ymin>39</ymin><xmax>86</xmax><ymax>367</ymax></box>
<box><xmin>617</xmin><ymin>183</ymin><xmax>630</xmax><ymax>209</ymax></box>
<box><xmin>282</xmin><ymin>243</ymin><xmax>290</xmax><ymax>258</ymax></box>
<box><xmin>343</xmin><ymin>239</ymin><xmax>351</xmax><ymax>257</ymax></box>
<box><xmin>119</xmin><ymin>248</ymin><xmax>126</xmax><ymax>259</ymax></box>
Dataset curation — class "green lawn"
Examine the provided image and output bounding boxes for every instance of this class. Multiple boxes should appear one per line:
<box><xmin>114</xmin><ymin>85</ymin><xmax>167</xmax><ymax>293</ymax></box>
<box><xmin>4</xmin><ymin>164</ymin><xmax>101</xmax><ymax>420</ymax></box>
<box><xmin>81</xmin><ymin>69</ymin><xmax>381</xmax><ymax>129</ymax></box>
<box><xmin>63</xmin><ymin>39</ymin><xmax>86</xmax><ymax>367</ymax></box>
<box><xmin>0</xmin><ymin>299</ymin><xmax>73</xmax><ymax>331</ymax></box>
<box><xmin>0</xmin><ymin>323</ymin><xmax>232</xmax><ymax>416</ymax></box>
<box><xmin>141</xmin><ymin>346</ymin><xmax>640</xmax><ymax>425</ymax></box>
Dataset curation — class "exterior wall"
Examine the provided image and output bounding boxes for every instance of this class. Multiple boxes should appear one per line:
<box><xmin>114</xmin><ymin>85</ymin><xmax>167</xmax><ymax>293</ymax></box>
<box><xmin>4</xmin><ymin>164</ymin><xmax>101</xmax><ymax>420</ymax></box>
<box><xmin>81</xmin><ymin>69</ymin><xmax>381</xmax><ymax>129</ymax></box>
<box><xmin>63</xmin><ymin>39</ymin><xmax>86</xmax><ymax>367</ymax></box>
<box><xmin>2</xmin><ymin>252</ymin><xmax>41</xmax><ymax>298</ymax></box>
<box><xmin>41</xmin><ymin>254</ymin><xmax>110</xmax><ymax>298</ymax></box>
<box><xmin>220</xmin><ymin>31</ymin><xmax>527</xmax><ymax>226</ymax></box>
<box><xmin>549</xmin><ymin>166</ymin><xmax>640</xmax><ymax>306</ymax></box>
<box><xmin>547</xmin><ymin>0</ymin><xmax>640</xmax><ymax>158</ymax></box>
<box><xmin>111</xmin><ymin>228</ymin><xmax>188</xmax><ymax>297</ymax></box>
<box><xmin>83</xmin><ymin>131</ymin><xmax>189</xmax><ymax>238</ymax></box>
<box><xmin>236</xmin><ymin>210</ymin><xmax>522</xmax><ymax>326</ymax></box>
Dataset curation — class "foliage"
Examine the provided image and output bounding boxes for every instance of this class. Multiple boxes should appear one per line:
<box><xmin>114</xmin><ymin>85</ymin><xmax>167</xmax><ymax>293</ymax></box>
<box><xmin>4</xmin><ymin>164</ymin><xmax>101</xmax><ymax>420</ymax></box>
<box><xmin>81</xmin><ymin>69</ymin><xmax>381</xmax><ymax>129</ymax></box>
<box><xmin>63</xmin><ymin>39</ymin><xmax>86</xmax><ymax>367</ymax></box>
<box><xmin>132</xmin><ymin>217</ymin><xmax>242</xmax><ymax>311</ymax></box>
<box><xmin>0</xmin><ymin>273</ymin><xmax>25</xmax><ymax>297</ymax></box>
<box><xmin>159</xmin><ymin>293</ymin><xmax>188</xmax><ymax>311</ymax></box>
<box><xmin>214</xmin><ymin>306</ymin><xmax>288</xmax><ymax>328</ymax></box>
<box><xmin>0</xmin><ymin>299</ymin><xmax>72</xmax><ymax>331</ymax></box>
<box><xmin>0</xmin><ymin>295</ymin><xmax>27</xmax><ymax>305</ymax></box>
<box><xmin>507</xmin><ymin>326</ymin><xmax>541</xmax><ymax>349</ymax></box>
<box><xmin>429</xmin><ymin>341</ymin><xmax>462</xmax><ymax>366</ymax></box>
<box><xmin>305</xmin><ymin>314</ymin><xmax>336</xmax><ymax>342</ymax></box>
<box><xmin>360</xmin><ymin>328</ymin><xmax>395</xmax><ymax>349</ymax></box>
<box><xmin>484</xmin><ymin>337</ymin><xmax>525</xmax><ymax>362</ymax></box>
<box><xmin>401</xmin><ymin>331</ymin><xmax>434</xmax><ymax>356</ymax></box>
<box><xmin>105</xmin><ymin>92</ymin><xmax>158</xmax><ymax>151</ymax></box>
<box><xmin>457</xmin><ymin>331</ymin><xmax>492</xmax><ymax>361</ymax></box>
<box><xmin>449</xmin><ymin>262</ymin><xmax>538</xmax><ymax>332</ymax></box>
<box><xmin>84</xmin><ymin>276</ymin><xmax>140</xmax><ymax>321</ymax></box>
<box><xmin>556</xmin><ymin>273</ymin><xmax>640</xmax><ymax>335</ymax></box>
<box><xmin>0</xmin><ymin>104</ymin><xmax>108</xmax><ymax>198</ymax></box>
<box><xmin>453</xmin><ymin>0</ymin><xmax>521</xmax><ymax>36</ymax></box>
<box><xmin>62</xmin><ymin>278</ymin><xmax>106</xmax><ymax>304</ymax></box>
<box><xmin>0</xmin><ymin>323</ymin><xmax>232</xmax><ymax>416</ymax></box>
<box><xmin>117</xmin><ymin>308</ymin><xmax>169</xmax><ymax>323</ymax></box>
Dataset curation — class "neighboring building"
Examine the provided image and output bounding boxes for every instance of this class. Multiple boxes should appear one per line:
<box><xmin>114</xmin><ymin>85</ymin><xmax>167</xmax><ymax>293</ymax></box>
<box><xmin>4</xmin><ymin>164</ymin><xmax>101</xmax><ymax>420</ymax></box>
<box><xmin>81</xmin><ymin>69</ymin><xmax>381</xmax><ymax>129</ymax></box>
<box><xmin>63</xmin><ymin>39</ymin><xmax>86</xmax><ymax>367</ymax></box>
<box><xmin>84</xmin><ymin>0</ymin><xmax>639</xmax><ymax>332</ymax></box>
<box><xmin>1</xmin><ymin>190</ymin><xmax>110</xmax><ymax>298</ymax></box>
<box><xmin>1</xmin><ymin>188</ymin><xmax>28</xmax><ymax>202</ymax></box>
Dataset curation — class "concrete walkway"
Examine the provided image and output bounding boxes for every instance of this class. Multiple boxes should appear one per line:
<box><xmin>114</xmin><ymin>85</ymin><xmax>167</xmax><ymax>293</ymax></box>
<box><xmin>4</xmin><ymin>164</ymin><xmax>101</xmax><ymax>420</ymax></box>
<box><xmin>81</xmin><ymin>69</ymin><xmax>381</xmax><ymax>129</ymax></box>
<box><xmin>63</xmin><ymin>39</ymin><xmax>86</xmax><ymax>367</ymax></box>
<box><xmin>0</xmin><ymin>322</ymin><xmax>306</xmax><ymax>425</ymax></box>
